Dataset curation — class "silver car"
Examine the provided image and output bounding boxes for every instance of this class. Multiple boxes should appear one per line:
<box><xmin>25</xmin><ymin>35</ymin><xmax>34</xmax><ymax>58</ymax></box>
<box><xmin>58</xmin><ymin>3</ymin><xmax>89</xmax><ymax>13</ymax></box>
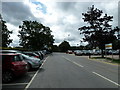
<box><xmin>74</xmin><ymin>50</ymin><xmax>83</xmax><ymax>56</ymax></box>
<box><xmin>21</xmin><ymin>54</ymin><xmax>42</xmax><ymax>70</ymax></box>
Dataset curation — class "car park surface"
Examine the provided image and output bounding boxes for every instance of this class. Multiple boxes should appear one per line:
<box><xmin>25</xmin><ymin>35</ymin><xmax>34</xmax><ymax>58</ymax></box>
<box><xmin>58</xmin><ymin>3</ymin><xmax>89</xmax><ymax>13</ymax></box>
<box><xmin>2</xmin><ymin>69</ymin><xmax>37</xmax><ymax>89</ymax></box>
<box><xmin>1</xmin><ymin>52</ymin><xmax>119</xmax><ymax>89</ymax></box>
<box><xmin>27</xmin><ymin>53</ymin><xmax>118</xmax><ymax>88</ymax></box>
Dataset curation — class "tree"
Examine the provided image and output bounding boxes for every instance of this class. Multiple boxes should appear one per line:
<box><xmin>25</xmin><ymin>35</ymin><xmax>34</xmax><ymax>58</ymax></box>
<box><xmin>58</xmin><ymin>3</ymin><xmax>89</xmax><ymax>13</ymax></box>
<box><xmin>112</xmin><ymin>39</ymin><xmax>120</xmax><ymax>50</ymax></box>
<box><xmin>18</xmin><ymin>20</ymin><xmax>54</xmax><ymax>50</ymax></box>
<box><xmin>59</xmin><ymin>41</ymin><xmax>70</xmax><ymax>52</ymax></box>
<box><xmin>113</xmin><ymin>26</ymin><xmax>120</xmax><ymax>59</ymax></box>
<box><xmin>1</xmin><ymin>14</ymin><xmax>13</xmax><ymax>47</ymax></box>
<box><xmin>52</xmin><ymin>45</ymin><xmax>59</xmax><ymax>52</ymax></box>
<box><xmin>78</xmin><ymin>5</ymin><xmax>117</xmax><ymax>57</ymax></box>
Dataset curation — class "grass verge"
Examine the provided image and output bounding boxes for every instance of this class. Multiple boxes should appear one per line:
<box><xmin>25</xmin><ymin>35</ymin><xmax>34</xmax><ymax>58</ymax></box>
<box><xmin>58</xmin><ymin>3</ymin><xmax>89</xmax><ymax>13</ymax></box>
<box><xmin>90</xmin><ymin>57</ymin><xmax>120</xmax><ymax>64</ymax></box>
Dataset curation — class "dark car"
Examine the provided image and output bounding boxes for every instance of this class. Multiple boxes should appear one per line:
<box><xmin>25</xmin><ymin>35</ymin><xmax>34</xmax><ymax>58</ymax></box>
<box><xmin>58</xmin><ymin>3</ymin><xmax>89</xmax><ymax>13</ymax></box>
<box><xmin>34</xmin><ymin>51</ymin><xmax>44</xmax><ymax>60</ymax></box>
<box><xmin>1</xmin><ymin>53</ymin><xmax>28</xmax><ymax>83</ymax></box>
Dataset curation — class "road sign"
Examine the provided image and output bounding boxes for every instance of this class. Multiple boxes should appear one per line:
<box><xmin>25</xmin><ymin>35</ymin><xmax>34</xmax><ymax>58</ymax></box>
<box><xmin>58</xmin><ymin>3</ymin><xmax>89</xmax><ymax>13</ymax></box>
<box><xmin>105</xmin><ymin>43</ymin><xmax>112</xmax><ymax>49</ymax></box>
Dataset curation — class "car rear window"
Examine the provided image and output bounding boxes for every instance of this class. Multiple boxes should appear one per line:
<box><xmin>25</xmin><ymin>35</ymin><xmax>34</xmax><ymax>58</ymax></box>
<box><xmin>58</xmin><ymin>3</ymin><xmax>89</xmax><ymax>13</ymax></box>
<box><xmin>1</xmin><ymin>55</ymin><xmax>23</xmax><ymax>63</ymax></box>
<box><xmin>12</xmin><ymin>55</ymin><xmax>22</xmax><ymax>62</ymax></box>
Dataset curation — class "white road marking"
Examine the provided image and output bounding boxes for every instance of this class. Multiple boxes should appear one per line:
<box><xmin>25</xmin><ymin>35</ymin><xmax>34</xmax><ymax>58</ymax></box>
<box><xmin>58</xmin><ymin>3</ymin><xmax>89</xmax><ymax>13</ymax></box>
<box><xmin>92</xmin><ymin>72</ymin><xmax>120</xmax><ymax>86</ymax></box>
<box><xmin>62</xmin><ymin>56</ymin><xmax>71</xmax><ymax>62</ymax></box>
<box><xmin>40</xmin><ymin>58</ymin><xmax>48</xmax><ymax>68</ymax></box>
<box><xmin>72</xmin><ymin>62</ymin><xmax>84</xmax><ymax>67</ymax></box>
<box><xmin>25</xmin><ymin>56</ymin><xmax>49</xmax><ymax>90</ymax></box>
<box><xmin>62</xmin><ymin>56</ymin><xmax>84</xmax><ymax>67</ymax></box>
<box><xmin>2</xmin><ymin>83</ymin><xmax>28</xmax><ymax>86</ymax></box>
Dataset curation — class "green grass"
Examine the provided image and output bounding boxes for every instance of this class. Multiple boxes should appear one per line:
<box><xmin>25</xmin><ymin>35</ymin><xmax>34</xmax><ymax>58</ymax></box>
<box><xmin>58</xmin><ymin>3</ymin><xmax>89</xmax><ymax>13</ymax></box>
<box><xmin>90</xmin><ymin>57</ymin><xmax>120</xmax><ymax>64</ymax></box>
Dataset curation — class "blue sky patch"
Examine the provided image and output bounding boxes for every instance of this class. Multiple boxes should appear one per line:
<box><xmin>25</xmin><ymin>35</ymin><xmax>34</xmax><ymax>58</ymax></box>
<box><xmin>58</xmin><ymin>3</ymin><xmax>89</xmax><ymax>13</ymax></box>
<box><xmin>30</xmin><ymin>0</ymin><xmax>47</xmax><ymax>14</ymax></box>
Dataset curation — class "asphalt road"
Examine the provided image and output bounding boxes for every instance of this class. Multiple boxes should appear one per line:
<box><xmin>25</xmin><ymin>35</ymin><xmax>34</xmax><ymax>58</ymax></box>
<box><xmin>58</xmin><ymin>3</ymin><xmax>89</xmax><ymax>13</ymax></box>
<box><xmin>24</xmin><ymin>53</ymin><xmax>120</xmax><ymax>89</ymax></box>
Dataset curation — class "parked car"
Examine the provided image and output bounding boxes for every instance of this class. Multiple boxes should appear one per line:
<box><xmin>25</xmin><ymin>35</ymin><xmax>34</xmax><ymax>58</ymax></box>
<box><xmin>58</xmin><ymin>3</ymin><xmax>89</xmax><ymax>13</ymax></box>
<box><xmin>74</xmin><ymin>50</ymin><xmax>83</xmax><ymax>56</ymax></box>
<box><xmin>23</xmin><ymin>52</ymin><xmax>40</xmax><ymax>59</ymax></box>
<box><xmin>21</xmin><ymin>54</ymin><xmax>42</xmax><ymax>71</ymax></box>
<box><xmin>39</xmin><ymin>51</ymin><xmax>45</xmax><ymax>58</ymax></box>
<box><xmin>1</xmin><ymin>53</ymin><xmax>28</xmax><ymax>83</ymax></box>
<box><xmin>112</xmin><ymin>50</ymin><xmax>119</xmax><ymax>55</ymax></box>
<box><xmin>82</xmin><ymin>50</ymin><xmax>92</xmax><ymax>55</ymax></box>
<box><xmin>42</xmin><ymin>50</ymin><xmax>47</xmax><ymax>55</ymax></box>
<box><xmin>0</xmin><ymin>50</ymin><xmax>21</xmax><ymax>53</ymax></box>
<box><xmin>82</xmin><ymin>50</ymin><xmax>88</xmax><ymax>55</ymax></box>
<box><xmin>34</xmin><ymin>51</ymin><xmax>44</xmax><ymax>60</ymax></box>
<box><xmin>66</xmin><ymin>50</ymin><xmax>73</xmax><ymax>54</ymax></box>
<box><xmin>106</xmin><ymin>50</ymin><xmax>112</xmax><ymax>55</ymax></box>
<box><xmin>93</xmin><ymin>50</ymin><xmax>101</xmax><ymax>55</ymax></box>
<box><xmin>87</xmin><ymin>50</ymin><xmax>93</xmax><ymax>55</ymax></box>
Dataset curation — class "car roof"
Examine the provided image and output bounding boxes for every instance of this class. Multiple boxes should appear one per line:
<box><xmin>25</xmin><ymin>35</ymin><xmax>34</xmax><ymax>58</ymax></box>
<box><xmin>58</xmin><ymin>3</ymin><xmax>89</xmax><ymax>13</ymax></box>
<box><xmin>0</xmin><ymin>50</ymin><xmax>19</xmax><ymax>52</ymax></box>
<box><xmin>0</xmin><ymin>53</ymin><xmax>21</xmax><ymax>55</ymax></box>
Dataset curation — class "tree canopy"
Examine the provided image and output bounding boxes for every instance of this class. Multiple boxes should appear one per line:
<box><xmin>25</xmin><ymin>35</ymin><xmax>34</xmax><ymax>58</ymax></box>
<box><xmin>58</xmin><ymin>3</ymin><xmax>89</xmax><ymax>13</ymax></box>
<box><xmin>1</xmin><ymin>14</ymin><xmax>13</xmax><ymax>47</ymax></box>
<box><xmin>18</xmin><ymin>20</ymin><xmax>54</xmax><ymax>50</ymax></box>
<box><xmin>59</xmin><ymin>41</ymin><xmax>70</xmax><ymax>52</ymax></box>
<box><xmin>78</xmin><ymin>5</ymin><xmax>117</xmax><ymax>57</ymax></box>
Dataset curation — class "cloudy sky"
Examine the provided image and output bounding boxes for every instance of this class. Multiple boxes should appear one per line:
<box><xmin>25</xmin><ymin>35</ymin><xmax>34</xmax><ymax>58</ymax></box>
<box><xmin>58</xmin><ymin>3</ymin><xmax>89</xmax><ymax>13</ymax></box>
<box><xmin>1</xmin><ymin>0</ymin><xmax>119</xmax><ymax>47</ymax></box>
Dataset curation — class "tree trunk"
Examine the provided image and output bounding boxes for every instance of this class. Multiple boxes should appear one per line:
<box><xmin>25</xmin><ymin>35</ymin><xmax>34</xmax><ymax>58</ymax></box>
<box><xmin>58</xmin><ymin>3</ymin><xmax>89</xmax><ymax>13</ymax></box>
<box><xmin>101</xmin><ymin>49</ymin><xmax>104</xmax><ymax>58</ymax></box>
<box><xmin>118</xmin><ymin>49</ymin><xmax>120</xmax><ymax>59</ymax></box>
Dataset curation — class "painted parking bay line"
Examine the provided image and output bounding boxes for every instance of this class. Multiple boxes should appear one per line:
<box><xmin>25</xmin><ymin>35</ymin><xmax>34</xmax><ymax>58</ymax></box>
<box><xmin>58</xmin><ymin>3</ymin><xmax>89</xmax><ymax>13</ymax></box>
<box><xmin>2</xmin><ymin>83</ymin><xmax>28</xmax><ymax>86</ymax></box>
<box><xmin>92</xmin><ymin>72</ymin><xmax>120</xmax><ymax>86</ymax></box>
<box><xmin>62</xmin><ymin>56</ymin><xmax>84</xmax><ymax>67</ymax></box>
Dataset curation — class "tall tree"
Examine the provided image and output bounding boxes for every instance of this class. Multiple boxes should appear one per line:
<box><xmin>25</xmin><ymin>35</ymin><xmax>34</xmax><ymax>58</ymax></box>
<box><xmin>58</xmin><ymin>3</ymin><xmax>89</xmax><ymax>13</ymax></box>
<box><xmin>52</xmin><ymin>45</ymin><xmax>59</xmax><ymax>52</ymax></box>
<box><xmin>18</xmin><ymin>20</ymin><xmax>54</xmax><ymax>50</ymax></box>
<box><xmin>59</xmin><ymin>41</ymin><xmax>70</xmax><ymax>52</ymax></box>
<box><xmin>113</xmin><ymin>26</ymin><xmax>120</xmax><ymax>59</ymax></box>
<box><xmin>1</xmin><ymin>14</ymin><xmax>13</xmax><ymax>47</ymax></box>
<box><xmin>78</xmin><ymin>5</ymin><xmax>116</xmax><ymax>57</ymax></box>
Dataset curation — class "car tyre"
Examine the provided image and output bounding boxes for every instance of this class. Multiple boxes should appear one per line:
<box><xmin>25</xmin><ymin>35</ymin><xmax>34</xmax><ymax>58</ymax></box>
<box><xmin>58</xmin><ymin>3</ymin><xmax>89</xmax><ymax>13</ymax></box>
<box><xmin>2</xmin><ymin>71</ymin><xmax>14</xmax><ymax>83</ymax></box>
<box><xmin>27</xmin><ymin>63</ymin><xmax>31</xmax><ymax>71</ymax></box>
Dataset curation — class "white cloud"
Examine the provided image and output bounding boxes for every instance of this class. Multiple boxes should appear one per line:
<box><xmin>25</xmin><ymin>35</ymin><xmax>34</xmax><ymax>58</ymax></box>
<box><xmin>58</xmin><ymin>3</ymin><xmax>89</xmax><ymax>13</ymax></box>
<box><xmin>2</xmin><ymin>0</ymin><xmax>119</xmax><ymax>47</ymax></box>
<box><xmin>6</xmin><ymin>23</ymin><xmax>20</xmax><ymax>46</ymax></box>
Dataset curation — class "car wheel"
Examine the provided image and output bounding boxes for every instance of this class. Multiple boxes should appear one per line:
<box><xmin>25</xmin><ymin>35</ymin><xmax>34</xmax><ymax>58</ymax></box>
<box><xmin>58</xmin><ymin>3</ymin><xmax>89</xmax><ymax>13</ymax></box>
<box><xmin>27</xmin><ymin>63</ymin><xmax>31</xmax><ymax>71</ymax></box>
<box><xmin>2</xmin><ymin>71</ymin><xmax>14</xmax><ymax>83</ymax></box>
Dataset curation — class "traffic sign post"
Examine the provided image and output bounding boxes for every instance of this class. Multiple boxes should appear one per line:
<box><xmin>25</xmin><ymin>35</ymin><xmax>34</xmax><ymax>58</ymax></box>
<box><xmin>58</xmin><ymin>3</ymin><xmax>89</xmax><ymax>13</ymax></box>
<box><xmin>105</xmin><ymin>43</ymin><xmax>113</xmax><ymax>60</ymax></box>
<box><xmin>105</xmin><ymin>43</ymin><xmax>112</xmax><ymax>50</ymax></box>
